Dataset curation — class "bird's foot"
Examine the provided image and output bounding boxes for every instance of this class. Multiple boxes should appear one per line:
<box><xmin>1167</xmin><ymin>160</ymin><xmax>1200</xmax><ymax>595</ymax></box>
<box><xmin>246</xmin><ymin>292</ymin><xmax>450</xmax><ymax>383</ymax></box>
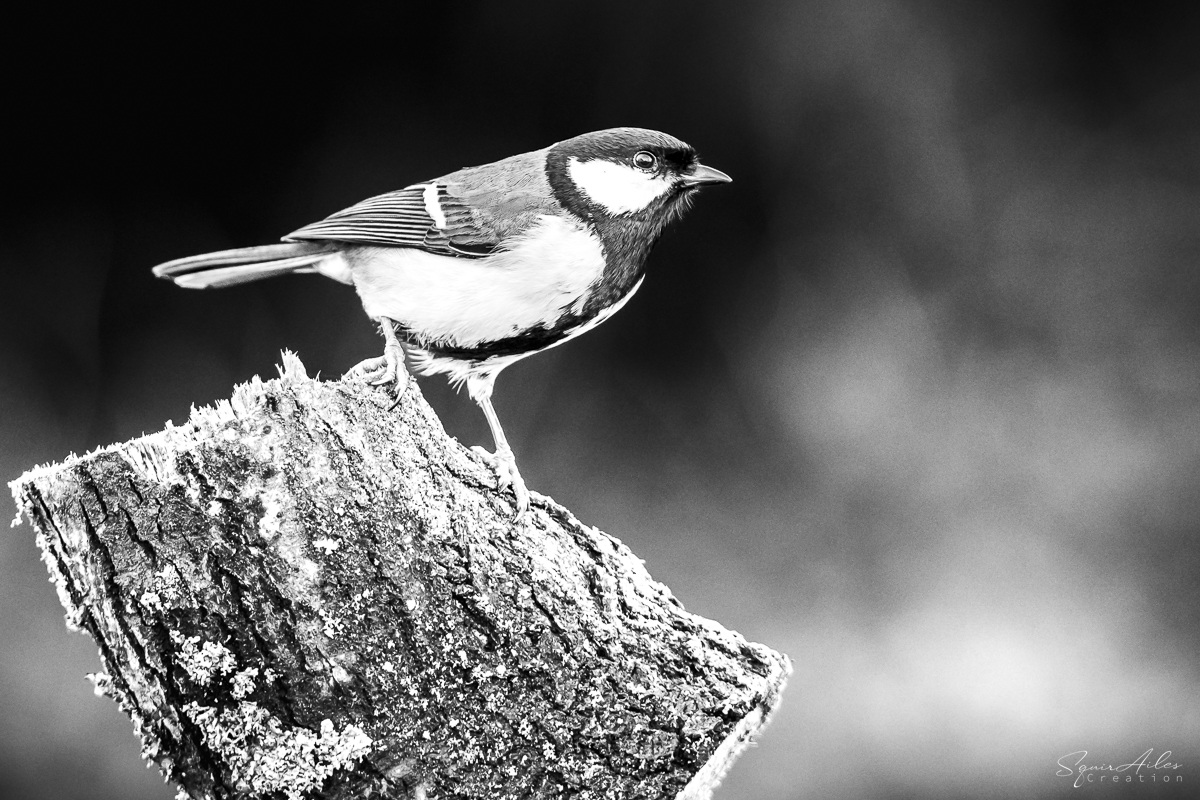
<box><xmin>347</xmin><ymin>355</ymin><xmax>385</xmax><ymax>378</ymax></box>
<box><xmin>471</xmin><ymin>444</ymin><xmax>530</xmax><ymax>519</ymax></box>
<box><xmin>348</xmin><ymin>342</ymin><xmax>408</xmax><ymax>407</ymax></box>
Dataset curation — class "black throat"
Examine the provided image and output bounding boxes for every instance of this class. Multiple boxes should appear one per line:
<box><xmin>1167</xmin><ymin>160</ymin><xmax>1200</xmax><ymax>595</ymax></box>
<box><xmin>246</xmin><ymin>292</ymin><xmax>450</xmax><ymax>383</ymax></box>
<box><xmin>544</xmin><ymin>148</ymin><xmax>691</xmax><ymax>316</ymax></box>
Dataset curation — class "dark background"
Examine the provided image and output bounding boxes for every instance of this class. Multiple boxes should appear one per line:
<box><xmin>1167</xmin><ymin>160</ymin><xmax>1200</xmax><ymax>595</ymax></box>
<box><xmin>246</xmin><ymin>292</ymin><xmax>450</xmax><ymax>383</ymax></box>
<box><xmin>3</xmin><ymin>2</ymin><xmax>1199</xmax><ymax>797</ymax></box>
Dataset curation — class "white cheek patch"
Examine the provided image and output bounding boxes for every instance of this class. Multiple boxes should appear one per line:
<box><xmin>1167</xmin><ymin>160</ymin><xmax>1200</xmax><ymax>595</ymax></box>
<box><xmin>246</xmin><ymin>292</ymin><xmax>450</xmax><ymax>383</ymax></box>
<box><xmin>567</xmin><ymin>157</ymin><xmax>674</xmax><ymax>214</ymax></box>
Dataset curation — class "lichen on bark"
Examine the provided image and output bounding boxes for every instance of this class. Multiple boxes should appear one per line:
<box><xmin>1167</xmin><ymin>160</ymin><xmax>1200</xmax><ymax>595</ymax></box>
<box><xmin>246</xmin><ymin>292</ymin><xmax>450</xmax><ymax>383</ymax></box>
<box><xmin>10</xmin><ymin>352</ymin><xmax>791</xmax><ymax>799</ymax></box>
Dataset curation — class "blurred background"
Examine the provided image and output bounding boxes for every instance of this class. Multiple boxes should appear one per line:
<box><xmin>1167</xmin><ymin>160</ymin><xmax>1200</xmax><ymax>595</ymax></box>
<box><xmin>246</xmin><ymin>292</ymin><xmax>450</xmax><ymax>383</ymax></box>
<box><xmin>3</xmin><ymin>1</ymin><xmax>1199</xmax><ymax>797</ymax></box>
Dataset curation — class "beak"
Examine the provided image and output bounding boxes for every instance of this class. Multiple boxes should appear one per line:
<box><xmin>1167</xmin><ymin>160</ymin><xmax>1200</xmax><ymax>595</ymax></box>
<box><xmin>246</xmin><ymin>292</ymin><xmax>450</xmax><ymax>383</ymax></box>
<box><xmin>679</xmin><ymin>163</ymin><xmax>732</xmax><ymax>186</ymax></box>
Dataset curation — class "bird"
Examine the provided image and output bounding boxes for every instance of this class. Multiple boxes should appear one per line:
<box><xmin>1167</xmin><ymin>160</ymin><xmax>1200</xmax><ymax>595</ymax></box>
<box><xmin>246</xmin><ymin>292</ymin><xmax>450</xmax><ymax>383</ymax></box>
<box><xmin>152</xmin><ymin>127</ymin><xmax>731</xmax><ymax>518</ymax></box>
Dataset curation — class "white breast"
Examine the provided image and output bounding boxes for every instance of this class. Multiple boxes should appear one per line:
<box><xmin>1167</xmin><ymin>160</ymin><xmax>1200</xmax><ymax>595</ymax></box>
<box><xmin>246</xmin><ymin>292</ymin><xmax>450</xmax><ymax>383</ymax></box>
<box><xmin>408</xmin><ymin>276</ymin><xmax>645</xmax><ymax>386</ymax></box>
<box><xmin>348</xmin><ymin>214</ymin><xmax>606</xmax><ymax>347</ymax></box>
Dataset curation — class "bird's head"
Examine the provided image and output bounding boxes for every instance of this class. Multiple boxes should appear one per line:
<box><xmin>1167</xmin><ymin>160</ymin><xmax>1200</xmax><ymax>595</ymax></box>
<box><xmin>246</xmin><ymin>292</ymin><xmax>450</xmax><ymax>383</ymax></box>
<box><xmin>546</xmin><ymin>127</ymin><xmax>731</xmax><ymax>230</ymax></box>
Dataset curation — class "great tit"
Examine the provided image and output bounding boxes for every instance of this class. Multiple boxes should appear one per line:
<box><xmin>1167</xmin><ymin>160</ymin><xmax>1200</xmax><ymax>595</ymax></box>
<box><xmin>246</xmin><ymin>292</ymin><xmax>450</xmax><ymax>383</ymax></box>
<box><xmin>153</xmin><ymin>127</ymin><xmax>731</xmax><ymax>517</ymax></box>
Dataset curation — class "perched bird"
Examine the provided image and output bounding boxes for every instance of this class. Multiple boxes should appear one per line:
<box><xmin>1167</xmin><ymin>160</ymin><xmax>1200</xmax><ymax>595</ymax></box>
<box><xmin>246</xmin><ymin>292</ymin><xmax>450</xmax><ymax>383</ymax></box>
<box><xmin>153</xmin><ymin>127</ymin><xmax>731</xmax><ymax>517</ymax></box>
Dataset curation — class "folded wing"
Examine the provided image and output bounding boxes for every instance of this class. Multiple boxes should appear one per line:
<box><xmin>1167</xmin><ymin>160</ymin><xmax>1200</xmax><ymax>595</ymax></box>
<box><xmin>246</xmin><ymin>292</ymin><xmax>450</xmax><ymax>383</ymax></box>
<box><xmin>284</xmin><ymin>184</ymin><xmax>499</xmax><ymax>258</ymax></box>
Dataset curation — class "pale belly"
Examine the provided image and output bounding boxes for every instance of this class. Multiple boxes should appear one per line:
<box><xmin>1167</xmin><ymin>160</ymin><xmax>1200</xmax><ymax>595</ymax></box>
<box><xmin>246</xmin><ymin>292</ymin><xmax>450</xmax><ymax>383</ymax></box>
<box><xmin>334</xmin><ymin>214</ymin><xmax>608</xmax><ymax>349</ymax></box>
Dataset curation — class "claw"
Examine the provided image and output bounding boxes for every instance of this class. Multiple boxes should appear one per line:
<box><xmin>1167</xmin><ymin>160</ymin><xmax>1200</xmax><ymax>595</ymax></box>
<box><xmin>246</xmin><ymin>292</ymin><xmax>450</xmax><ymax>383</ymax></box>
<box><xmin>471</xmin><ymin>445</ymin><xmax>530</xmax><ymax>519</ymax></box>
<box><xmin>368</xmin><ymin>340</ymin><xmax>404</xmax><ymax>387</ymax></box>
<box><xmin>348</xmin><ymin>355</ymin><xmax>386</xmax><ymax>379</ymax></box>
<box><xmin>346</xmin><ymin>318</ymin><xmax>409</xmax><ymax>407</ymax></box>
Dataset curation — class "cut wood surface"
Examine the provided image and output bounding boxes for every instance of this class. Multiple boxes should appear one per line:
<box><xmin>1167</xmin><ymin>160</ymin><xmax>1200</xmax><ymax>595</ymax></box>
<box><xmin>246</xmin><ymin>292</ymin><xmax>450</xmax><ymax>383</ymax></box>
<box><xmin>10</xmin><ymin>353</ymin><xmax>791</xmax><ymax>800</ymax></box>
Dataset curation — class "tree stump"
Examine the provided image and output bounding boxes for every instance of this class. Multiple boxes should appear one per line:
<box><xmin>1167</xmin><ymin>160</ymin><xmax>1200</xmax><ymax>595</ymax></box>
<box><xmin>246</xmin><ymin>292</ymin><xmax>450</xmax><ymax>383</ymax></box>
<box><xmin>9</xmin><ymin>352</ymin><xmax>791</xmax><ymax>800</ymax></box>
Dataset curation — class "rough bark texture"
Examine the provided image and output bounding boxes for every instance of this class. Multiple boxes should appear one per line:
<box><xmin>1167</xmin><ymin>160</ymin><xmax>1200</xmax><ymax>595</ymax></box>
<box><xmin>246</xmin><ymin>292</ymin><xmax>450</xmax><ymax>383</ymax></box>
<box><xmin>10</xmin><ymin>352</ymin><xmax>791</xmax><ymax>800</ymax></box>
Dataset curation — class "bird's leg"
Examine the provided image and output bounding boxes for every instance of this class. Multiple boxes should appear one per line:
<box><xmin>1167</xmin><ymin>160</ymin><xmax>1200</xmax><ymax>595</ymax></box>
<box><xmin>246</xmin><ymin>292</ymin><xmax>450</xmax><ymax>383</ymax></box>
<box><xmin>466</xmin><ymin>374</ymin><xmax>529</xmax><ymax>519</ymax></box>
<box><xmin>349</xmin><ymin>317</ymin><xmax>409</xmax><ymax>405</ymax></box>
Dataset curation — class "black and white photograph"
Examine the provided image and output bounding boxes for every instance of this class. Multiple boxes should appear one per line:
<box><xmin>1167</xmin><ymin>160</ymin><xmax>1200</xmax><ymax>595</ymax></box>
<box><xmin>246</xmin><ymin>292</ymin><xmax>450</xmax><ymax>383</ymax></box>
<box><xmin>2</xmin><ymin>2</ymin><xmax>1198</xmax><ymax>798</ymax></box>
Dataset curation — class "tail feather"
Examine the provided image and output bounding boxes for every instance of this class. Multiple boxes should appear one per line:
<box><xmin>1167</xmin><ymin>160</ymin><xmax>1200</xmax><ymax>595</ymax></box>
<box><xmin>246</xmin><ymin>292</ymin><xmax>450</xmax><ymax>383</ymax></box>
<box><xmin>152</xmin><ymin>242</ymin><xmax>339</xmax><ymax>289</ymax></box>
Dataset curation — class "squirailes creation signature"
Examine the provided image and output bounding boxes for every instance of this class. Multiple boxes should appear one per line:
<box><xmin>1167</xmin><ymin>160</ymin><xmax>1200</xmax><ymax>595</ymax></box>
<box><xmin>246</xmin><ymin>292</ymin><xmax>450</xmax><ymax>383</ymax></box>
<box><xmin>1056</xmin><ymin>749</ymin><xmax>1183</xmax><ymax>788</ymax></box>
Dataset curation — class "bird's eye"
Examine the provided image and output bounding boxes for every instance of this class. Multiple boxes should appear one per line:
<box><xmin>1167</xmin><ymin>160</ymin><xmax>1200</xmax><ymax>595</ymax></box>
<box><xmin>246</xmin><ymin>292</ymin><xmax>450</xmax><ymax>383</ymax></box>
<box><xmin>632</xmin><ymin>151</ymin><xmax>657</xmax><ymax>171</ymax></box>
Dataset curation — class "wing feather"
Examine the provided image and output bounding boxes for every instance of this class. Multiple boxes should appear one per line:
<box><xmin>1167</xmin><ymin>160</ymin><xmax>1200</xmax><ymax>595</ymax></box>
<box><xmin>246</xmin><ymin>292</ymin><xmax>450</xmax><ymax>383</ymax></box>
<box><xmin>283</xmin><ymin>150</ymin><xmax>563</xmax><ymax>260</ymax></box>
<box><xmin>284</xmin><ymin>184</ymin><xmax>497</xmax><ymax>258</ymax></box>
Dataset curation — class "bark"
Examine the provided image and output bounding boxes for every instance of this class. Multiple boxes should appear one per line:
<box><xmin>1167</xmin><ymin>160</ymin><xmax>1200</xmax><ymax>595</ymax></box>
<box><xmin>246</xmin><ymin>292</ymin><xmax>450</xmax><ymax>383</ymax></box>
<box><xmin>9</xmin><ymin>352</ymin><xmax>791</xmax><ymax>800</ymax></box>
